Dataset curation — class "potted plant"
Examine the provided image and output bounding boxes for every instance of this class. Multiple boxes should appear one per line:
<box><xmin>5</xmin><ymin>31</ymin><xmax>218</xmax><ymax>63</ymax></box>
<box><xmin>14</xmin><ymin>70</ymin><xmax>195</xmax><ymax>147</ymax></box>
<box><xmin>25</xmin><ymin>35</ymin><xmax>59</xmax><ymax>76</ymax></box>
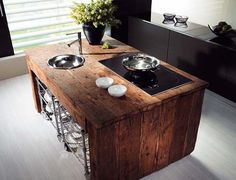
<box><xmin>70</xmin><ymin>0</ymin><xmax>121</xmax><ymax>45</ymax></box>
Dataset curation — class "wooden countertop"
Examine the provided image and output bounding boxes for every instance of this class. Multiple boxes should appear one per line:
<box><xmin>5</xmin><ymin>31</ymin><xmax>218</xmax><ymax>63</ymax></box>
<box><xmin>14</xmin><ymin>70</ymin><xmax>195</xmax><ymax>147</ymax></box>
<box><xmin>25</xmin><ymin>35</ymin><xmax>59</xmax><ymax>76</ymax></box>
<box><xmin>25</xmin><ymin>36</ymin><xmax>207</xmax><ymax>129</ymax></box>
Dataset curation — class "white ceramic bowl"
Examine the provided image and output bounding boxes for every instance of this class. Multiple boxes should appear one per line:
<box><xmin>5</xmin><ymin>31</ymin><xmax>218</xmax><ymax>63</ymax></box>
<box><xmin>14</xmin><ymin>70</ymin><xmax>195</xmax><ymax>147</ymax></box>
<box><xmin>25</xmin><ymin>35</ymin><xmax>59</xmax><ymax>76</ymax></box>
<box><xmin>96</xmin><ymin>77</ymin><xmax>114</xmax><ymax>89</ymax></box>
<box><xmin>44</xmin><ymin>92</ymin><xmax>52</xmax><ymax>103</ymax></box>
<box><xmin>108</xmin><ymin>85</ymin><xmax>127</xmax><ymax>97</ymax></box>
<box><xmin>45</xmin><ymin>102</ymin><xmax>53</xmax><ymax>113</ymax></box>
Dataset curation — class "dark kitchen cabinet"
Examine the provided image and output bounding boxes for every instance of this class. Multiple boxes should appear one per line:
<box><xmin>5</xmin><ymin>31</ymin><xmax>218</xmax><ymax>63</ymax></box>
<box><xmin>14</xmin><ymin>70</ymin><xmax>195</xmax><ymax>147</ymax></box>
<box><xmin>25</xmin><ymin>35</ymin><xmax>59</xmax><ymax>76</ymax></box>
<box><xmin>0</xmin><ymin>0</ymin><xmax>14</xmax><ymax>57</ymax></box>
<box><xmin>128</xmin><ymin>14</ymin><xmax>236</xmax><ymax>102</ymax></box>
<box><xmin>168</xmin><ymin>31</ymin><xmax>229</xmax><ymax>98</ymax></box>
<box><xmin>128</xmin><ymin>17</ymin><xmax>169</xmax><ymax>61</ymax></box>
<box><xmin>222</xmin><ymin>49</ymin><xmax>236</xmax><ymax>101</ymax></box>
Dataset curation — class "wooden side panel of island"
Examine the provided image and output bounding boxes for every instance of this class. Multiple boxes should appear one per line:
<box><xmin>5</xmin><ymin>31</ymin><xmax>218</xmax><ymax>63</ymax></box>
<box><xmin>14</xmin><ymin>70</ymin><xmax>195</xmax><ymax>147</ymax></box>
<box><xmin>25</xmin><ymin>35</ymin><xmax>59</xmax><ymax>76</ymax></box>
<box><xmin>88</xmin><ymin>88</ymin><xmax>205</xmax><ymax>180</ymax></box>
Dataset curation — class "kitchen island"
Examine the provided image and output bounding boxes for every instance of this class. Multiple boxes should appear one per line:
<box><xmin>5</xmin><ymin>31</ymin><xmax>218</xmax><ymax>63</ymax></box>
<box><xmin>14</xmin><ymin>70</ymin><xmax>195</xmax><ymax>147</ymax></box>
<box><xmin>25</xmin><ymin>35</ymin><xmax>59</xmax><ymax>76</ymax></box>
<box><xmin>25</xmin><ymin>36</ymin><xmax>208</xmax><ymax>180</ymax></box>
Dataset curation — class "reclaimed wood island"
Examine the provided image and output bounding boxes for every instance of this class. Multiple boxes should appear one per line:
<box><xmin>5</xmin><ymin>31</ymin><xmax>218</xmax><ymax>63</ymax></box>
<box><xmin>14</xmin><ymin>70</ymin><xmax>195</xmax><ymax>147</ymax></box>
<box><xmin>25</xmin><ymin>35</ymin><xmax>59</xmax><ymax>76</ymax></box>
<box><xmin>25</xmin><ymin>36</ymin><xmax>208</xmax><ymax>180</ymax></box>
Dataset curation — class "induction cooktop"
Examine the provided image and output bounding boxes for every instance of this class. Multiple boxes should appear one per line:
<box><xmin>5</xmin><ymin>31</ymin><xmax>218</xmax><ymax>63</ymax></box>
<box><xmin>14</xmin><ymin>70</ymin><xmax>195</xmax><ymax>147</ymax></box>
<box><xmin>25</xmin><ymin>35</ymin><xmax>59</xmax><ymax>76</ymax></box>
<box><xmin>99</xmin><ymin>54</ymin><xmax>192</xmax><ymax>96</ymax></box>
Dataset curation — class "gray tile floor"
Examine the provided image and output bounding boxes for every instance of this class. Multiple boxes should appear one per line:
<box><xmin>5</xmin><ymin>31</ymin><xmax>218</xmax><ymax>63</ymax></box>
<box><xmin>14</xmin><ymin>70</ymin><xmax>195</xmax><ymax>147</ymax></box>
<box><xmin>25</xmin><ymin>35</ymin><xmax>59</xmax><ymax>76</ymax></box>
<box><xmin>0</xmin><ymin>75</ymin><xmax>235</xmax><ymax>180</ymax></box>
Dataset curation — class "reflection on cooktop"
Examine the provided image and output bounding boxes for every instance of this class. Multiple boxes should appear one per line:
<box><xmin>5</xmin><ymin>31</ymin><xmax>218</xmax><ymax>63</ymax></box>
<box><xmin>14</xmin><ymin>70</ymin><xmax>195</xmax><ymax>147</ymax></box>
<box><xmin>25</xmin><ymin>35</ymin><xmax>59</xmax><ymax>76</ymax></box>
<box><xmin>124</xmin><ymin>71</ymin><xmax>159</xmax><ymax>89</ymax></box>
<box><xmin>99</xmin><ymin>54</ymin><xmax>192</xmax><ymax>95</ymax></box>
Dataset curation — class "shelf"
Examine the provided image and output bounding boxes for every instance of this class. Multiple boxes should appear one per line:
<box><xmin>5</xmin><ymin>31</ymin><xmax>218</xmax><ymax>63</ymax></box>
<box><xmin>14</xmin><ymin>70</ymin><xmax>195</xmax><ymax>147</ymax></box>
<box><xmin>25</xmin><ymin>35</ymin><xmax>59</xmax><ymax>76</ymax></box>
<box><xmin>35</xmin><ymin>77</ymin><xmax>90</xmax><ymax>178</ymax></box>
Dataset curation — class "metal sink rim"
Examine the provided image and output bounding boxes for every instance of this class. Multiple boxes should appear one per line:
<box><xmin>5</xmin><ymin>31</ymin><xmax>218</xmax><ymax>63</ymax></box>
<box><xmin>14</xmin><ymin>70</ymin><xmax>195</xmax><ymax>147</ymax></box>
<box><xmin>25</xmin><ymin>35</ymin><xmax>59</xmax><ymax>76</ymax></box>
<box><xmin>47</xmin><ymin>54</ymin><xmax>85</xmax><ymax>70</ymax></box>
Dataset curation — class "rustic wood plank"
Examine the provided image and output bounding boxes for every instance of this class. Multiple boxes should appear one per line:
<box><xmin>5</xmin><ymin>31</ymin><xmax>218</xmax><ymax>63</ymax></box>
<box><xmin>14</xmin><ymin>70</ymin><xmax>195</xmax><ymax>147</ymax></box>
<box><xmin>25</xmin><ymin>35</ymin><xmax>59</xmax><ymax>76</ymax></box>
<box><xmin>2</xmin><ymin>75</ymin><xmax>236</xmax><ymax>180</ymax></box>
<box><xmin>88</xmin><ymin>122</ymin><xmax>118</xmax><ymax>180</ymax></box>
<box><xmin>25</xmin><ymin>37</ymin><xmax>161</xmax><ymax>129</ymax></box>
<box><xmin>25</xmin><ymin>36</ymin><xmax>208</xmax><ymax>180</ymax></box>
<box><xmin>183</xmin><ymin>89</ymin><xmax>205</xmax><ymax>156</ymax></box>
<box><xmin>27</xmin><ymin>58</ymin><xmax>87</xmax><ymax>128</ymax></box>
<box><xmin>139</xmin><ymin>106</ymin><xmax>160</xmax><ymax>177</ymax></box>
<box><xmin>87</xmin><ymin>122</ymin><xmax>97</xmax><ymax>180</ymax></box>
<box><xmin>26</xmin><ymin>60</ymin><xmax>41</xmax><ymax>113</ymax></box>
<box><xmin>118</xmin><ymin>113</ymin><xmax>142</xmax><ymax>179</ymax></box>
<box><xmin>157</xmin><ymin>98</ymin><xmax>177</xmax><ymax>169</ymax></box>
<box><xmin>25</xmin><ymin>36</ymin><xmax>207</xmax><ymax>129</ymax></box>
<box><xmin>169</xmin><ymin>93</ymin><xmax>194</xmax><ymax>163</ymax></box>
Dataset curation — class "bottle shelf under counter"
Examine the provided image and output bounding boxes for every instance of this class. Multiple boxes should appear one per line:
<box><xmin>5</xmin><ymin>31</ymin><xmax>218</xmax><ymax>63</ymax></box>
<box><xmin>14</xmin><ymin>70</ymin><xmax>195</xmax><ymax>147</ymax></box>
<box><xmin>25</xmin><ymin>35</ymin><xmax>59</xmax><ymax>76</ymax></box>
<box><xmin>35</xmin><ymin>77</ymin><xmax>90</xmax><ymax>178</ymax></box>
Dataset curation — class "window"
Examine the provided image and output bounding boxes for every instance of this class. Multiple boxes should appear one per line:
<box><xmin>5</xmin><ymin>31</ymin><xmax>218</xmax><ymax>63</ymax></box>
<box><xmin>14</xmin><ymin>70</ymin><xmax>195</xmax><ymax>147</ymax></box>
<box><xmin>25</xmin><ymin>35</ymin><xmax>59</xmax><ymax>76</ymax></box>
<box><xmin>3</xmin><ymin>0</ymin><xmax>87</xmax><ymax>54</ymax></box>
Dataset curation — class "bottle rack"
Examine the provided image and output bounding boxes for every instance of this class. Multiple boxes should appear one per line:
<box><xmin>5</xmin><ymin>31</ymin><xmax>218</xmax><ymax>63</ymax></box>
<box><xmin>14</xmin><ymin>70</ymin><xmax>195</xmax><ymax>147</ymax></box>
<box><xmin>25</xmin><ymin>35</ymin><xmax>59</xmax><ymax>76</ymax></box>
<box><xmin>35</xmin><ymin>77</ymin><xmax>90</xmax><ymax>178</ymax></box>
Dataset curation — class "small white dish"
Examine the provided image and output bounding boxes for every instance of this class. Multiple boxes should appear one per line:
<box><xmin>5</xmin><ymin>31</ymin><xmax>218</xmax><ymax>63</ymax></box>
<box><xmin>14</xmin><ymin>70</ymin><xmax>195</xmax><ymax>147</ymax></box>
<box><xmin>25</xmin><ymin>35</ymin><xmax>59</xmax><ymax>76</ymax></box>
<box><xmin>44</xmin><ymin>92</ymin><xmax>52</xmax><ymax>103</ymax></box>
<box><xmin>108</xmin><ymin>84</ymin><xmax>127</xmax><ymax>97</ymax></box>
<box><xmin>46</xmin><ymin>102</ymin><xmax>59</xmax><ymax>113</ymax></box>
<box><xmin>45</xmin><ymin>102</ymin><xmax>53</xmax><ymax>113</ymax></box>
<box><xmin>96</xmin><ymin>77</ymin><xmax>114</xmax><ymax>89</ymax></box>
<box><xmin>65</xmin><ymin>134</ymin><xmax>79</xmax><ymax>150</ymax></box>
<box><xmin>65</xmin><ymin>134</ymin><xmax>78</xmax><ymax>144</ymax></box>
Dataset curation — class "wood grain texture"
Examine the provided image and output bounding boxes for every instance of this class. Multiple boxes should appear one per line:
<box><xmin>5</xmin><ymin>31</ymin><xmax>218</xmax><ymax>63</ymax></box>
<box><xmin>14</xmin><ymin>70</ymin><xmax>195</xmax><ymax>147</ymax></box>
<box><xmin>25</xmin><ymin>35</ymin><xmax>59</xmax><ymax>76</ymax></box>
<box><xmin>27</xmin><ymin>62</ymin><xmax>41</xmax><ymax>113</ymax></box>
<box><xmin>87</xmin><ymin>89</ymin><xmax>206</xmax><ymax>180</ymax></box>
<box><xmin>88</xmin><ymin>122</ymin><xmax>118</xmax><ymax>180</ymax></box>
<box><xmin>157</xmin><ymin>99</ymin><xmax>177</xmax><ymax>169</ymax></box>
<box><xmin>183</xmin><ymin>90</ymin><xmax>205</xmax><ymax>156</ymax></box>
<box><xmin>139</xmin><ymin>106</ymin><xmax>160</xmax><ymax>177</ymax></box>
<box><xmin>25</xmin><ymin>36</ymin><xmax>207</xmax><ymax>129</ymax></box>
<box><xmin>118</xmin><ymin>113</ymin><xmax>142</xmax><ymax>179</ymax></box>
<box><xmin>169</xmin><ymin>94</ymin><xmax>194</xmax><ymax>163</ymax></box>
<box><xmin>25</xmin><ymin>40</ymin><xmax>159</xmax><ymax>129</ymax></box>
<box><xmin>1</xmin><ymin>76</ymin><xmax>235</xmax><ymax>180</ymax></box>
<box><xmin>25</xmin><ymin>36</ymin><xmax>208</xmax><ymax>180</ymax></box>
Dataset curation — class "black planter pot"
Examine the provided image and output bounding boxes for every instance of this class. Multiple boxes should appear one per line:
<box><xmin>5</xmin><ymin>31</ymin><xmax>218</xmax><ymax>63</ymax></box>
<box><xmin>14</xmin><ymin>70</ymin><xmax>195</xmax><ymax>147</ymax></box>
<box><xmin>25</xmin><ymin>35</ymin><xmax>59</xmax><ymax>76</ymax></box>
<box><xmin>82</xmin><ymin>23</ymin><xmax>105</xmax><ymax>45</ymax></box>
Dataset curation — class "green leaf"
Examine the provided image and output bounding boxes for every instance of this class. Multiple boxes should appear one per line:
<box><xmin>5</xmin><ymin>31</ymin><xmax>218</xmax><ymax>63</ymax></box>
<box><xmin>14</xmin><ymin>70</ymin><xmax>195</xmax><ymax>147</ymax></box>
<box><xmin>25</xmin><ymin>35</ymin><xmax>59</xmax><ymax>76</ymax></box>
<box><xmin>70</xmin><ymin>0</ymin><xmax>121</xmax><ymax>27</ymax></box>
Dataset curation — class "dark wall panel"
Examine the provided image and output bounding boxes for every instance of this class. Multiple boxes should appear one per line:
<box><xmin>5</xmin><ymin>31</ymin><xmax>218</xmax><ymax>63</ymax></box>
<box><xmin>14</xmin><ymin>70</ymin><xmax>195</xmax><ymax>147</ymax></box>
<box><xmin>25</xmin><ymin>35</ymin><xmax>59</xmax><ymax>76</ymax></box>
<box><xmin>128</xmin><ymin>17</ymin><xmax>169</xmax><ymax>61</ymax></box>
<box><xmin>0</xmin><ymin>0</ymin><xmax>14</xmax><ymax>57</ymax></box>
<box><xmin>111</xmin><ymin>0</ymin><xmax>152</xmax><ymax>43</ymax></box>
<box><xmin>168</xmin><ymin>31</ymin><xmax>236</xmax><ymax>101</ymax></box>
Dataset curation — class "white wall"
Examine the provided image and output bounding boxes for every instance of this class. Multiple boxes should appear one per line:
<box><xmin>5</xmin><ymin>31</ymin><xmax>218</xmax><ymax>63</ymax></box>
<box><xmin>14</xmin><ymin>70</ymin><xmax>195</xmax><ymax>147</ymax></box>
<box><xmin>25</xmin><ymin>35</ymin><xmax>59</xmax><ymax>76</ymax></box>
<box><xmin>0</xmin><ymin>54</ymin><xmax>28</xmax><ymax>80</ymax></box>
<box><xmin>151</xmin><ymin>0</ymin><xmax>236</xmax><ymax>28</ymax></box>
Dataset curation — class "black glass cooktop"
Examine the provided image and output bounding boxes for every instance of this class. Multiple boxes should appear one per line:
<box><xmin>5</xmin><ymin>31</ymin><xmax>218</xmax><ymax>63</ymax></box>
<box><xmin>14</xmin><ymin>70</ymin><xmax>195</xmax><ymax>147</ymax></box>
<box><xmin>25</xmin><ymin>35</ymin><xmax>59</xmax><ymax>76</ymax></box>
<box><xmin>99</xmin><ymin>55</ymin><xmax>192</xmax><ymax>95</ymax></box>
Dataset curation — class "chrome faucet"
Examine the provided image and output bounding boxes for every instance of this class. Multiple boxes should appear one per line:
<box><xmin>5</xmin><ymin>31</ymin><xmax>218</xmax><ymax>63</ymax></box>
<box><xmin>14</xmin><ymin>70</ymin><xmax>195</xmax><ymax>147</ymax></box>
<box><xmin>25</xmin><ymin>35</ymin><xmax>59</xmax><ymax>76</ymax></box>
<box><xmin>67</xmin><ymin>32</ymin><xmax>82</xmax><ymax>55</ymax></box>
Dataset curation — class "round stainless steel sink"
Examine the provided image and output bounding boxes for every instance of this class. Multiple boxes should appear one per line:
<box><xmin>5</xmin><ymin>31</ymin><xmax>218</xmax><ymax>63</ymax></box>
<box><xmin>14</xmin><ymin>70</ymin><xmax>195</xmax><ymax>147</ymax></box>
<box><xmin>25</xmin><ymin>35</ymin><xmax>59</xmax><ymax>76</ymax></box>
<box><xmin>47</xmin><ymin>54</ymin><xmax>85</xmax><ymax>69</ymax></box>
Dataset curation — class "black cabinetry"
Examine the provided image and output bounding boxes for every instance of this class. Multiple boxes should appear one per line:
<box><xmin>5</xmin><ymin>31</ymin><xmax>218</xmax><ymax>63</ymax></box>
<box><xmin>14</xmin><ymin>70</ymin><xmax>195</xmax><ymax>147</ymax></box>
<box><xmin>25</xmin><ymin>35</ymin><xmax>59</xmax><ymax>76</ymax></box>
<box><xmin>128</xmin><ymin>17</ymin><xmax>169</xmax><ymax>60</ymax></box>
<box><xmin>128</xmin><ymin>14</ymin><xmax>236</xmax><ymax>102</ymax></box>
<box><xmin>168</xmin><ymin>31</ymin><xmax>230</xmax><ymax>99</ymax></box>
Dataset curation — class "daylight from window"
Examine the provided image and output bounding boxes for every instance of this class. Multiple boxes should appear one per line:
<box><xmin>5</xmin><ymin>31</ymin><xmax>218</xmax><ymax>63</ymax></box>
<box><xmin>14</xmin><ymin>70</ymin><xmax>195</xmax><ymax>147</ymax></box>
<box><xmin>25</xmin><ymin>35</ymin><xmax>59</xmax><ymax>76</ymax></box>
<box><xmin>3</xmin><ymin>0</ymin><xmax>89</xmax><ymax>53</ymax></box>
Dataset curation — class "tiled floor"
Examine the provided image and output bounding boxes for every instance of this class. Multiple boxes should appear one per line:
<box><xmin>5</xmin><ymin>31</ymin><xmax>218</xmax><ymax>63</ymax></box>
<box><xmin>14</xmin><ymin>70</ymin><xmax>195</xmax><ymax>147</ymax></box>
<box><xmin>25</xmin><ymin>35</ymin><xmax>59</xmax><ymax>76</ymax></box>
<box><xmin>0</xmin><ymin>75</ymin><xmax>235</xmax><ymax>180</ymax></box>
